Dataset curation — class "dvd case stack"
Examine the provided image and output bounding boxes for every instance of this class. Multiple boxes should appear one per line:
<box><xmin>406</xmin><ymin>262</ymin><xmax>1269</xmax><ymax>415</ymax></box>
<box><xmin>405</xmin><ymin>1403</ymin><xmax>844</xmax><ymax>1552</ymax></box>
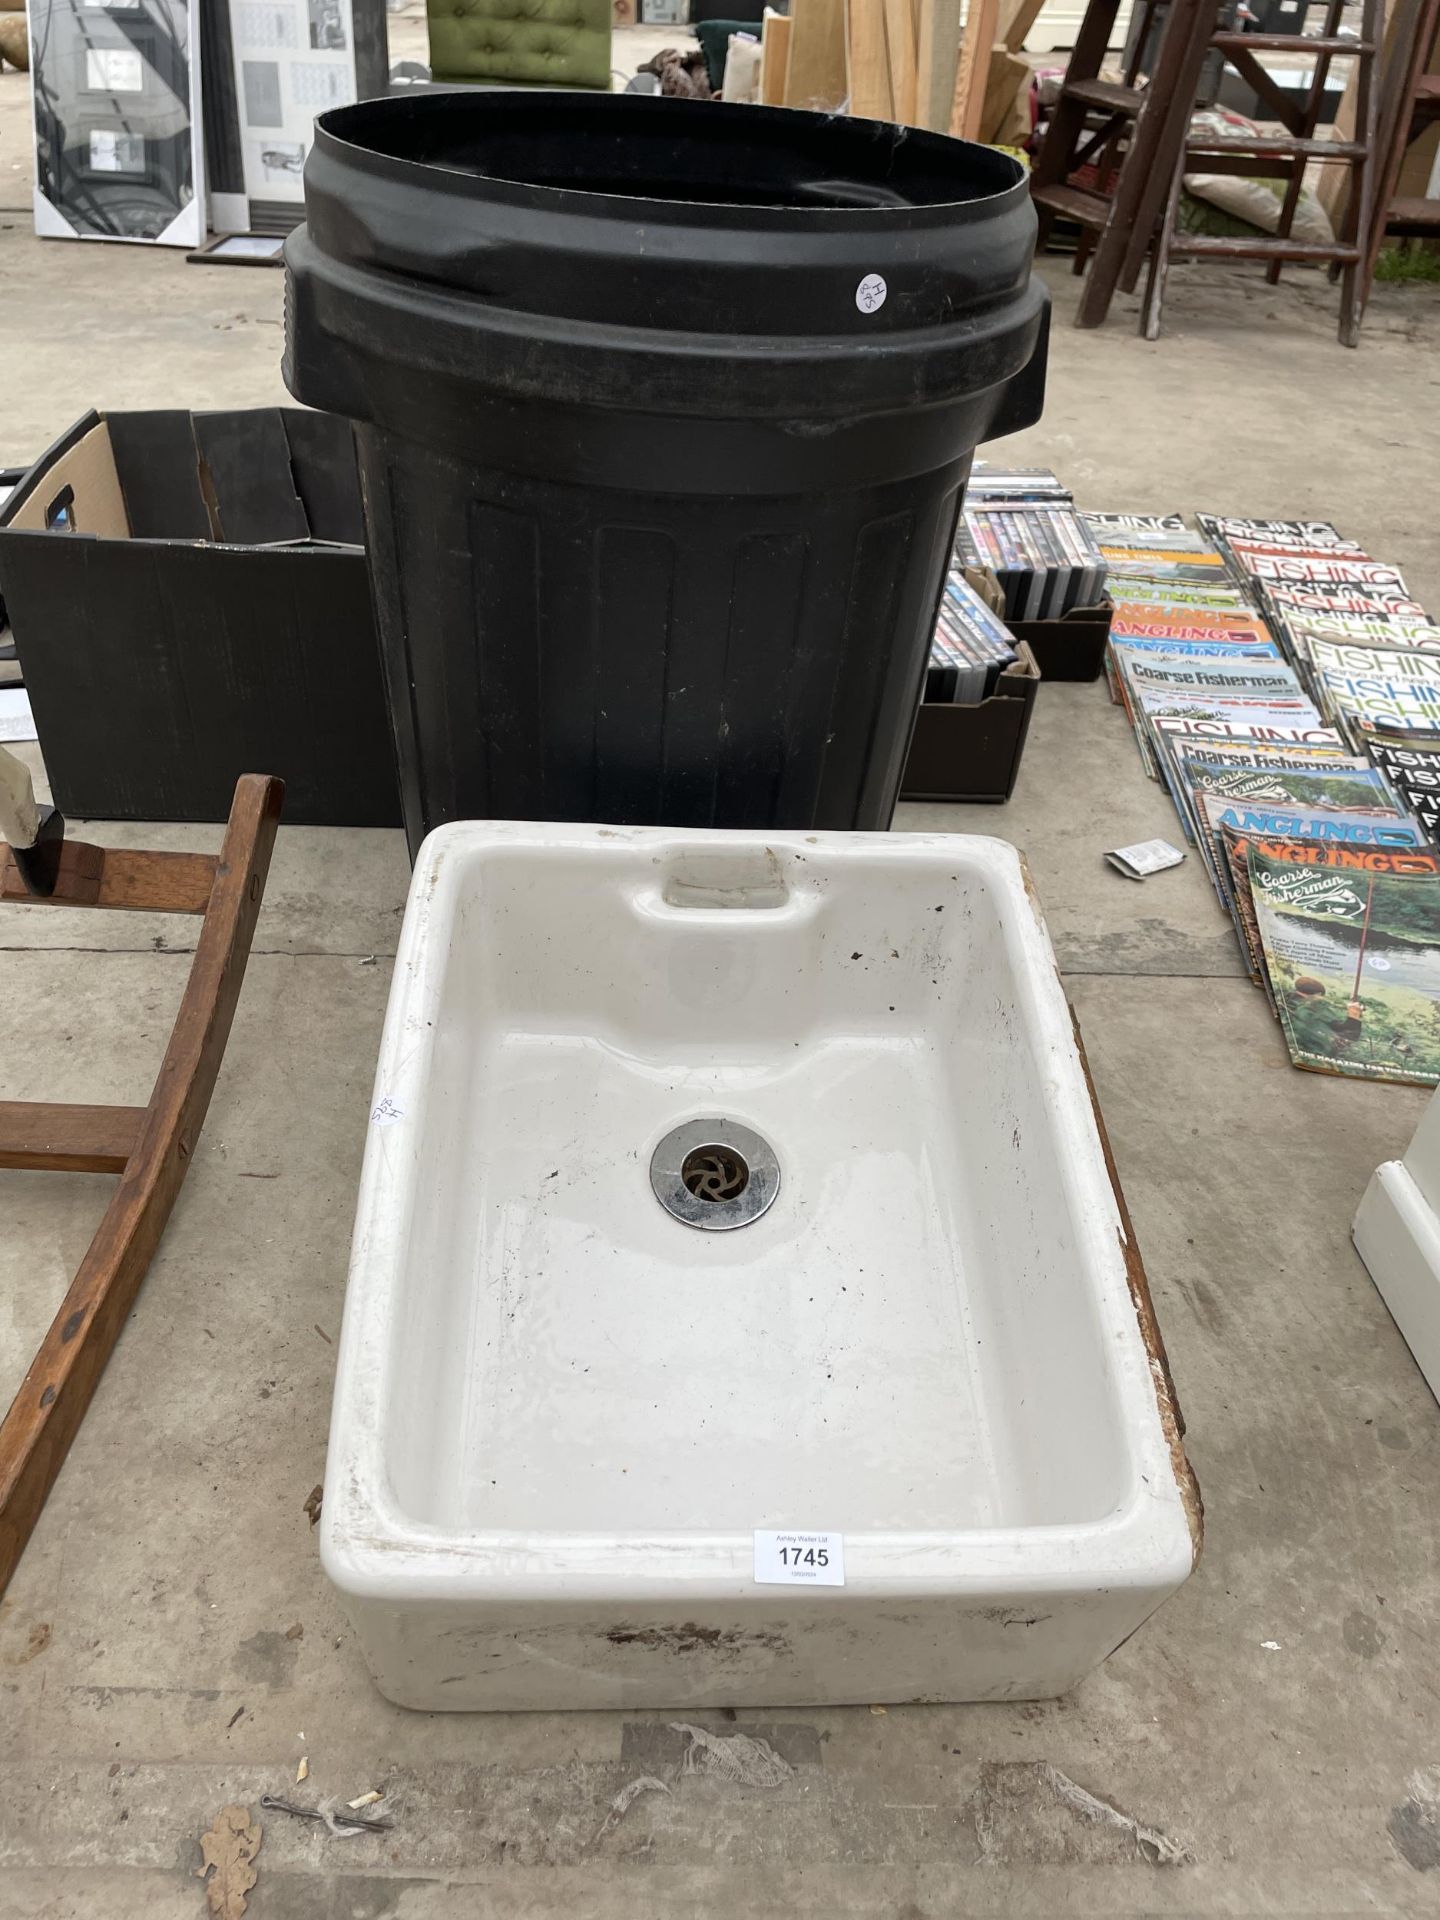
<box><xmin>966</xmin><ymin>463</ymin><xmax>1072</xmax><ymax>503</ymax></box>
<box><xmin>926</xmin><ymin>572</ymin><xmax>1020</xmax><ymax>703</ymax></box>
<box><xmin>955</xmin><ymin>467</ymin><xmax>1107</xmax><ymax>620</ymax></box>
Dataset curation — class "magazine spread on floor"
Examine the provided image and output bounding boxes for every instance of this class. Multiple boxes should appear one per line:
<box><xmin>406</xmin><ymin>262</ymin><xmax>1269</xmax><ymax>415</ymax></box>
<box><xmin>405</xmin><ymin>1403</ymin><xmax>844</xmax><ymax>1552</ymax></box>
<box><xmin>1082</xmin><ymin>502</ymin><xmax>1440</xmax><ymax>1086</ymax></box>
<box><xmin>1246</xmin><ymin>841</ymin><xmax>1440</xmax><ymax>1085</ymax></box>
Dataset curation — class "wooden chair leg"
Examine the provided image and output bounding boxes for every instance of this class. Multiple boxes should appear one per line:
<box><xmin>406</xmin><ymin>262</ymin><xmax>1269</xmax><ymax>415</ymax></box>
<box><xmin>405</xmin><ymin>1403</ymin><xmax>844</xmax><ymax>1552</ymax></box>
<box><xmin>1338</xmin><ymin>247</ymin><xmax>1363</xmax><ymax>348</ymax></box>
<box><xmin>1071</xmin><ymin>0</ymin><xmax>1203</xmax><ymax>330</ymax></box>
<box><xmin>1116</xmin><ymin>0</ymin><xmax>1223</xmax><ymax>296</ymax></box>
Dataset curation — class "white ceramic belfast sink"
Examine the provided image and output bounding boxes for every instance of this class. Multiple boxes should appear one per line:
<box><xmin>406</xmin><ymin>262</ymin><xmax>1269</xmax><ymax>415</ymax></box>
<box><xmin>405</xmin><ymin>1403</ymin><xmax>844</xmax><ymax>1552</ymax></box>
<box><xmin>323</xmin><ymin>824</ymin><xmax>1201</xmax><ymax>1711</ymax></box>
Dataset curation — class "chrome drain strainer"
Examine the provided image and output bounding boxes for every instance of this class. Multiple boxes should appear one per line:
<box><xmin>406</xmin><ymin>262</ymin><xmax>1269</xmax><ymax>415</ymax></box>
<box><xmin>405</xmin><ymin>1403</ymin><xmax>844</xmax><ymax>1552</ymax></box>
<box><xmin>650</xmin><ymin>1118</ymin><xmax>780</xmax><ymax>1231</ymax></box>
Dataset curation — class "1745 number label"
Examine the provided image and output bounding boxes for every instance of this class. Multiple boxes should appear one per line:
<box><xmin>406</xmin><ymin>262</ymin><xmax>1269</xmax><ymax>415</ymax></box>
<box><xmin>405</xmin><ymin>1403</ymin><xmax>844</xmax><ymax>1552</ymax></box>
<box><xmin>753</xmin><ymin>1530</ymin><xmax>845</xmax><ymax>1587</ymax></box>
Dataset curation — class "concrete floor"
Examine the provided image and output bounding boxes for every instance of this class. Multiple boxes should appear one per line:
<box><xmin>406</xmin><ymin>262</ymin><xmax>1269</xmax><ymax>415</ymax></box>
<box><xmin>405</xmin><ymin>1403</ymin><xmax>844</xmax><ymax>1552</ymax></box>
<box><xmin>5</xmin><ymin>58</ymin><xmax>1440</xmax><ymax>1917</ymax></box>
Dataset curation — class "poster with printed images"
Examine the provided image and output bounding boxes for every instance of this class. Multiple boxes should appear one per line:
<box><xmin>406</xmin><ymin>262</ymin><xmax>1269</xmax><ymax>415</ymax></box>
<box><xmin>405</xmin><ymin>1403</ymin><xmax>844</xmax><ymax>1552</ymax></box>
<box><xmin>258</xmin><ymin>139</ymin><xmax>307</xmax><ymax>183</ymax></box>
<box><xmin>228</xmin><ymin>0</ymin><xmax>359</xmax><ymax>209</ymax></box>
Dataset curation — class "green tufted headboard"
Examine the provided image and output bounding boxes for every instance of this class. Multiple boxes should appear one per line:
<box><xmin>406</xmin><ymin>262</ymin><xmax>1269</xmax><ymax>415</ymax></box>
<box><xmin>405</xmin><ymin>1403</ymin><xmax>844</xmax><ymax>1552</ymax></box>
<box><xmin>427</xmin><ymin>0</ymin><xmax>614</xmax><ymax>89</ymax></box>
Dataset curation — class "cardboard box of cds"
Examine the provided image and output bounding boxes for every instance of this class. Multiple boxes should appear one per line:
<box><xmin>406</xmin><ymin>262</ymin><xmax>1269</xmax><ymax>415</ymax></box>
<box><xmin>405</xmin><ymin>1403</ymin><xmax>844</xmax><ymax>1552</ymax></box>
<box><xmin>901</xmin><ymin>642</ymin><xmax>1040</xmax><ymax>805</ymax></box>
<box><xmin>901</xmin><ymin>567</ymin><xmax>1040</xmax><ymax>803</ymax></box>
<box><xmin>955</xmin><ymin>465</ymin><xmax>1112</xmax><ymax>683</ymax></box>
<box><xmin>1010</xmin><ymin>601</ymin><xmax>1111</xmax><ymax>682</ymax></box>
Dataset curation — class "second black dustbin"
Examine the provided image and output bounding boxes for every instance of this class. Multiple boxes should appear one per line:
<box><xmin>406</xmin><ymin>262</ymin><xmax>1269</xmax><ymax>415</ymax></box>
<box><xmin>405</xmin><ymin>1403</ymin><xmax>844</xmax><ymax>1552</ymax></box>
<box><xmin>285</xmin><ymin>92</ymin><xmax>1048</xmax><ymax>858</ymax></box>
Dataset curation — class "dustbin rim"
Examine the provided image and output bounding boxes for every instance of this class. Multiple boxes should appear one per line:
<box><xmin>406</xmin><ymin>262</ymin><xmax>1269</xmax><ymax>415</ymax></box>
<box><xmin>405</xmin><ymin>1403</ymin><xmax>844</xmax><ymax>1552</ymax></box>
<box><xmin>312</xmin><ymin>91</ymin><xmax>1031</xmax><ymax>232</ymax></box>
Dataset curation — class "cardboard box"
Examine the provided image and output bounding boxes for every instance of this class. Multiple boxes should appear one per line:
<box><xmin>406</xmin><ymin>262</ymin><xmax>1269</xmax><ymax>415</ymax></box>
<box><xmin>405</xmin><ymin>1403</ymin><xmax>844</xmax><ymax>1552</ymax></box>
<box><xmin>0</xmin><ymin>408</ymin><xmax>401</xmax><ymax>827</ymax></box>
<box><xmin>958</xmin><ymin>562</ymin><xmax>1110</xmax><ymax>683</ymax></box>
<box><xmin>901</xmin><ymin>642</ymin><xmax>1040</xmax><ymax>803</ymax></box>
<box><xmin>1008</xmin><ymin>600</ymin><xmax>1111</xmax><ymax>682</ymax></box>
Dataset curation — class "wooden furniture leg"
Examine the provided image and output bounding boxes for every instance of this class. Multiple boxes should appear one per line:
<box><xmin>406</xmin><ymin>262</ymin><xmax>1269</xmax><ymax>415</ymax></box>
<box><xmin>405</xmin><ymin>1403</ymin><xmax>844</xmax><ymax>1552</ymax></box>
<box><xmin>1083</xmin><ymin>0</ymin><xmax>1216</xmax><ymax>321</ymax></box>
<box><xmin>1114</xmin><ymin>0</ymin><xmax>1223</xmax><ymax>296</ymax></box>
<box><xmin>0</xmin><ymin>773</ymin><xmax>283</xmax><ymax>1598</ymax></box>
<box><xmin>1337</xmin><ymin>0</ymin><xmax>1383</xmax><ymax>344</ymax></box>
<box><xmin>1141</xmin><ymin>136</ymin><xmax>1187</xmax><ymax>336</ymax></box>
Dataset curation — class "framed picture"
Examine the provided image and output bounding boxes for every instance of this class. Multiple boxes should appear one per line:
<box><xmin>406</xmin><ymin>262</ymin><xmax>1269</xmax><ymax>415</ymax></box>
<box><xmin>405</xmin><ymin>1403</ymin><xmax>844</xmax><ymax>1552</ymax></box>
<box><xmin>79</xmin><ymin>124</ymin><xmax>155</xmax><ymax>180</ymax></box>
<box><xmin>31</xmin><ymin>0</ymin><xmax>205</xmax><ymax>246</ymax></box>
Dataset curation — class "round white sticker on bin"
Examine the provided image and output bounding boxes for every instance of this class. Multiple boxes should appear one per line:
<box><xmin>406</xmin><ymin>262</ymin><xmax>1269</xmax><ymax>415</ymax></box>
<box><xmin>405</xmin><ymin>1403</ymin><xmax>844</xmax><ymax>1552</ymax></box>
<box><xmin>855</xmin><ymin>273</ymin><xmax>888</xmax><ymax>315</ymax></box>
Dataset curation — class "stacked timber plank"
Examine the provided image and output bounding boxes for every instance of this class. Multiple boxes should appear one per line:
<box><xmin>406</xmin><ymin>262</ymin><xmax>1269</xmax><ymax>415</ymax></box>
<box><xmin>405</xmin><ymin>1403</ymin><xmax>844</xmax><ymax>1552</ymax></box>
<box><xmin>752</xmin><ymin>0</ymin><xmax>1038</xmax><ymax>140</ymax></box>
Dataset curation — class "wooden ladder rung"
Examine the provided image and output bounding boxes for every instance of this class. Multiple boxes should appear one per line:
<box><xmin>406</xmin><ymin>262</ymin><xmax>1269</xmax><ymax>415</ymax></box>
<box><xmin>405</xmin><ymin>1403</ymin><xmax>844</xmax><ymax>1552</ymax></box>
<box><xmin>1167</xmin><ymin>235</ymin><xmax>1362</xmax><ymax>261</ymax></box>
<box><xmin>1030</xmin><ymin>182</ymin><xmax>1113</xmax><ymax>227</ymax></box>
<box><xmin>1063</xmin><ymin>76</ymin><xmax>1145</xmax><ymax>114</ymax></box>
<box><xmin>0</xmin><ymin>1102</ymin><xmax>148</xmax><ymax>1174</ymax></box>
<box><xmin>1211</xmin><ymin>30</ymin><xmax>1373</xmax><ymax>50</ymax></box>
<box><xmin>1185</xmin><ymin>135</ymin><xmax>1368</xmax><ymax>158</ymax></box>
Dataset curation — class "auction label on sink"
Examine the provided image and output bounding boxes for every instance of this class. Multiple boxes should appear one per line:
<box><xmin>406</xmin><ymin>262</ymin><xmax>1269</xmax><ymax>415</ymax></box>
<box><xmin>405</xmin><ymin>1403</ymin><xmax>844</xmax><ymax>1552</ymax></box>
<box><xmin>753</xmin><ymin>1530</ymin><xmax>845</xmax><ymax>1587</ymax></box>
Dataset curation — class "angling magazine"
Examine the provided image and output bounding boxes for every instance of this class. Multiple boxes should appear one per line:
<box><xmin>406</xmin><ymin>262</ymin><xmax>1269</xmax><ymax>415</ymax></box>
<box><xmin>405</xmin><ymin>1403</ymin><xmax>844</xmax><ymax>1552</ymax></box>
<box><xmin>1244</xmin><ymin>839</ymin><xmax>1440</xmax><ymax>1084</ymax></box>
<box><xmin>1166</xmin><ymin>739</ymin><xmax>1379</xmax><ymax>852</ymax></box>
<box><xmin>1219</xmin><ymin>825</ymin><xmax>1426</xmax><ymax>996</ymax></box>
<box><xmin>1152</xmin><ymin>719</ymin><xmax>1345</xmax><ymax>816</ymax></box>
<box><xmin>1089</xmin><ymin>500</ymin><xmax>1440</xmax><ymax>1085</ymax></box>
<box><xmin>1246</xmin><ymin>556</ymin><xmax>1411</xmax><ymax>592</ymax></box>
<box><xmin>1299</xmin><ymin>638</ymin><xmax>1440</xmax><ymax>745</ymax></box>
<box><xmin>1194</xmin><ymin>783</ymin><xmax>1416</xmax><ymax>903</ymax></box>
<box><xmin>1367</xmin><ymin>739</ymin><xmax>1440</xmax><ymax>842</ymax></box>
<box><xmin>1197</xmin><ymin>515</ymin><xmax>1367</xmax><ymax>554</ymax></box>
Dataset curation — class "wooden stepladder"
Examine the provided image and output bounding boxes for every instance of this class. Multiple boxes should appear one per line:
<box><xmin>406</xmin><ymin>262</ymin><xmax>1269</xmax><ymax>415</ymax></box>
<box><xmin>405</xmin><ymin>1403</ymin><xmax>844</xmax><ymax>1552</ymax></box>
<box><xmin>1029</xmin><ymin>0</ymin><xmax>1221</xmax><ymax>327</ymax></box>
<box><xmin>1031</xmin><ymin>0</ymin><xmax>1386</xmax><ymax>344</ymax></box>
<box><xmin>1143</xmin><ymin>0</ymin><xmax>1385</xmax><ymax>344</ymax></box>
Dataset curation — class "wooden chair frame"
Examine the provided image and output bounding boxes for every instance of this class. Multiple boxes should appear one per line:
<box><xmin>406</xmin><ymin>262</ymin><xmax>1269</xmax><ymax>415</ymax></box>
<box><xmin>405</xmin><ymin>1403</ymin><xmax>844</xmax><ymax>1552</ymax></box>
<box><xmin>0</xmin><ymin>774</ymin><xmax>283</xmax><ymax>1597</ymax></box>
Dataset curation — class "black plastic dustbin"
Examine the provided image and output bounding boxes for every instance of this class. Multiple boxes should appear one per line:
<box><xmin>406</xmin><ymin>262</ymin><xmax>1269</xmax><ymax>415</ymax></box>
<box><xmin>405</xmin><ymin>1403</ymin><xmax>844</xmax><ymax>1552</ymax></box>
<box><xmin>284</xmin><ymin>92</ymin><xmax>1049</xmax><ymax>859</ymax></box>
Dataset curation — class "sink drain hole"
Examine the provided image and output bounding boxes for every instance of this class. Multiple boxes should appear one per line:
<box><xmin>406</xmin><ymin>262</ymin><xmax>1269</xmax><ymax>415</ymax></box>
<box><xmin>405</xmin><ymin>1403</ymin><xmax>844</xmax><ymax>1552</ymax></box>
<box><xmin>650</xmin><ymin>1118</ymin><xmax>779</xmax><ymax>1230</ymax></box>
<box><xmin>681</xmin><ymin>1144</ymin><xmax>750</xmax><ymax>1202</ymax></box>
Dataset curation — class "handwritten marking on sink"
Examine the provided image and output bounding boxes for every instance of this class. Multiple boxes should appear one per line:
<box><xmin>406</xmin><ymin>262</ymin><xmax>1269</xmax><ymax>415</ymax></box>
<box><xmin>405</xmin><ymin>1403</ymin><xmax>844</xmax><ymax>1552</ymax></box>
<box><xmin>754</xmin><ymin>1530</ymin><xmax>845</xmax><ymax>1587</ymax></box>
<box><xmin>369</xmin><ymin>1095</ymin><xmax>405</xmax><ymax>1127</ymax></box>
